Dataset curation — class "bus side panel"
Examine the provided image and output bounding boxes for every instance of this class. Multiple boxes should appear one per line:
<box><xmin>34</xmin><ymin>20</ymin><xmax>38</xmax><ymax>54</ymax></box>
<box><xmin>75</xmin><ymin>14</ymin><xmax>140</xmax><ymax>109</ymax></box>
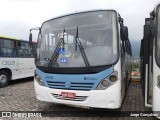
<box><xmin>113</xmin><ymin>58</ymin><xmax>123</xmax><ymax>103</ymax></box>
<box><xmin>126</xmin><ymin>53</ymin><xmax>132</xmax><ymax>87</ymax></box>
<box><xmin>0</xmin><ymin>58</ymin><xmax>19</xmax><ymax>80</ymax></box>
<box><xmin>141</xmin><ymin>18</ymin><xmax>153</xmax><ymax>106</ymax></box>
<box><xmin>121</xmin><ymin>52</ymin><xmax>127</xmax><ymax>99</ymax></box>
<box><xmin>152</xmin><ymin>47</ymin><xmax>160</xmax><ymax>111</ymax></box>
<box><xmin>18</xmin><ymin>58</ymin><xmax>35</xmax><ymax>78</ymax></box>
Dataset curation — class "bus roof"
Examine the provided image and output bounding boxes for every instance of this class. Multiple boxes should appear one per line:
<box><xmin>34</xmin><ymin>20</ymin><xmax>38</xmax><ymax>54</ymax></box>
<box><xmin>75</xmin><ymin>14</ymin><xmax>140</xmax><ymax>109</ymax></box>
<box><xmin>151</xmin><ymin>2</ymin><xmax>160</xmax><ymax>14</ymax></box>
<box><xmin>154</xmin><ymin>2</ymin><xmax>160</xmax><ymax>9</ymax></box>
<box><xmin>0</xmin><ymin>35</ymin><xmax>37</xmax><ymax>43</ymax></box>
<box><xmin>0</xmin><ymin>35</ymin><xmax>18</xmax><ymax>40</ymax></box>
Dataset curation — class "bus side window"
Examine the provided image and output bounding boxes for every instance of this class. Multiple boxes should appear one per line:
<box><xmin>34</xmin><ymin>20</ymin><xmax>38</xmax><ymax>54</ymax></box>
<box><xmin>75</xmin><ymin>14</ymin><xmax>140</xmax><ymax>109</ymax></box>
<box><xmin>0</xmin><ymin>39</ymin><xmax>15</xmax><ymax>57</ymax></box>
<box><xmin>13</xmin><ymin>41</ymin><xmax>17</xmax><ymax>57</ymax></box>
<box><xmin>0</xmin><ymin>39</ymin><xmax>2</xmax><ymax>56</ymax></box>
<box><xmin>18</xmin><ymin>42</ymin><xmax>22</xmax><ymax>56</ymax></box>
<box><xmin>22</xmin><ymin>42</ymin><xmax>33</xmax><ymax>57</ymax></box>
<box><xmin>125</xmin><ymin>40</ymin><xmax>132</xmax><ymax>56</ymax></box>
<box><xmin>33</xmin><ymin>43</ymin><xmax>37</xmax><ymax>57</ymax></box>
<box><xmin>121</xmin><ymin>41</ymin><xmax>125</xmax><ymax>53</ymax></box>
<box><xmin>128</xmin><ymin>40</ymin><xmax>132</xmax><ymax>56</ymax></box>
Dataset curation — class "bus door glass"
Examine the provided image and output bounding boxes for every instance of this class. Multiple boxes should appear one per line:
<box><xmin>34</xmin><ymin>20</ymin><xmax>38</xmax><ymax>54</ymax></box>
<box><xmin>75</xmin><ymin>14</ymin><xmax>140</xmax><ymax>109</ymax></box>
<box><xmin>143</xmin><ymin>18</ymin><xmax>153</xmax><ymax>106</ymax></box>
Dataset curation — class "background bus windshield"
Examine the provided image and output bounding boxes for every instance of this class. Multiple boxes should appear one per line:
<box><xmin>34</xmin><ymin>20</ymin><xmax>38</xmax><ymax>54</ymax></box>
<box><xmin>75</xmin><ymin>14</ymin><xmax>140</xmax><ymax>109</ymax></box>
<box><xmin>37</xmin><ymin>11</ymin><xmax>118</xmax><ymax>68</ymax></box>
<box><xmin>156</xmin><ymin>7</ymin><xmax>160</xmax><ymax>65</ymax></box>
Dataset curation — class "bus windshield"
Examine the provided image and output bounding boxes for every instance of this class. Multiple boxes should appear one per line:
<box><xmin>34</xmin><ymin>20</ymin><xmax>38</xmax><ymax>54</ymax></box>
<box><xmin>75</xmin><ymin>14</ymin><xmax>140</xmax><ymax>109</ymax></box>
<box><xmin>37</xmin><ymin>10</ymin><xmax>118</xmax><ymax>68</ymax></box>
<box><xmin>156</xmin><ymin>6</ymin><xmax>160</xmax><ymax>65</ymax></box>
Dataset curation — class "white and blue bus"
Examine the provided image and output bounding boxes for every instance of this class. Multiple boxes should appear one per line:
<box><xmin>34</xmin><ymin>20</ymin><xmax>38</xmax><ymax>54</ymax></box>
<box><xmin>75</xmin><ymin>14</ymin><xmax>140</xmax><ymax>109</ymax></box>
<box><xmin>140</xmin><ymin>3</ymin><xmax>160</xmax><ymax>117</ymax></box>
<box><xmin>0</xmin><ymin>36</ymin><xmax>36</xmax><ymax>87</ymax></box>
<box><xmin>30</xmin><ymin>10</ymin><xmax>132</xmax><ymax>109</ymax></box>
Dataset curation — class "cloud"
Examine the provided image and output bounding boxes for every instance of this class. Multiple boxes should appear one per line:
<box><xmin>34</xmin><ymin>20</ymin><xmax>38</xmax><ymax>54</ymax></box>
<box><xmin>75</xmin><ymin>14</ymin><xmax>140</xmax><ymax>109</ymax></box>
<box><xmin>0</xmin><ymin>0</ymin><xmax>160</xmax><ymax>40</ymax></box>
<box><xmin>99</xmin><ymin>0</ymin><xmax>159</xmax><ymax>40</ymax></box>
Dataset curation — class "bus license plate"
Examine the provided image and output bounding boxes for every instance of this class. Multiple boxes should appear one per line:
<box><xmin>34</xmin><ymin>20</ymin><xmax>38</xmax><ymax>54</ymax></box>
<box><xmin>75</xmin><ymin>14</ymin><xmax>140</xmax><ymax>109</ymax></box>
<box><xmin>61</xmin><ymin>92</ymin><xmax>76</xmax><ymax>98</ymax></box>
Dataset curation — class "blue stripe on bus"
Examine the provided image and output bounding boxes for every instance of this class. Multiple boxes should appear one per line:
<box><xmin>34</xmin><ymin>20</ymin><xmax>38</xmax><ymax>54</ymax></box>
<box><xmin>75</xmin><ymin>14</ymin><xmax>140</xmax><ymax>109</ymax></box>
<box><xmin>36</xmin><ymin>67</ymin><xmax>113</xmax><ymax>90</ymax></box>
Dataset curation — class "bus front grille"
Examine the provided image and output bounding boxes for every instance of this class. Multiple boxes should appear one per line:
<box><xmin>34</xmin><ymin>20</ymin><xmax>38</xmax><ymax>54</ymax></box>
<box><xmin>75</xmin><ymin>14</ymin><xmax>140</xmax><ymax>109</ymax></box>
<box><xmin>47</xmin><ymin>81</ymin><xmax>94</xmax><ymax>91</ymax></box>
<box><xmin>52</xmin><ymin>94</ymin><xmax>88</xmax><ymax>101</ymax></box>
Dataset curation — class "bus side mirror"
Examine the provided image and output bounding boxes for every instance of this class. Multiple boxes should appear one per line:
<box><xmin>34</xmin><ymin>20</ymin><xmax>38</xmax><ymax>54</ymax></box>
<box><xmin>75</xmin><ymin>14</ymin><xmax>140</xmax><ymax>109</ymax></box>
<box><xmin>121</xmin><ymin>26</ymin><xmax>128</xmax><ymax>41</ymax></box>
<box><xmin>29</xmin><ymin>32</ymin><xmax>32</xmax><ymax>44</ymax></box>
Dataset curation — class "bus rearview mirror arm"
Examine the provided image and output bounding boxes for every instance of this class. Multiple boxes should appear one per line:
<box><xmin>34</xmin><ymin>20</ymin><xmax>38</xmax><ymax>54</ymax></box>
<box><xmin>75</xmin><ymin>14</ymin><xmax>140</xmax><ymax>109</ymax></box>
<box><xmin>29</xmin><ymin>27</ymin><xmax>40</xmax><ymax>44</ymax></box>
<box><xmin>29</xmin><ymin>31</ymin><xmax>32</xmax><ymax>44</ymax></box>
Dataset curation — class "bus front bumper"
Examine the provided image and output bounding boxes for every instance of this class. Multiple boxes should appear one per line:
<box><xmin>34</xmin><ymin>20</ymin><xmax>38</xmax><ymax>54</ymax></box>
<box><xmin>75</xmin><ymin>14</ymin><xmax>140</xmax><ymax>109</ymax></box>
<box><xmin>34</xmin><ymin>80</ymin><xmax>121</xmax><ymax>109</ymax></box>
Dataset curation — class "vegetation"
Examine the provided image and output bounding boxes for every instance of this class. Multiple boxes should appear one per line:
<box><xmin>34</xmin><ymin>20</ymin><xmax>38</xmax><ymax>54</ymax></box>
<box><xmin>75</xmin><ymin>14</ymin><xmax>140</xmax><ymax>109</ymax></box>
<box><xmin>132</xmin><ymin>62</ymin><xmax>140</xmax><ymax>71</ymax></box>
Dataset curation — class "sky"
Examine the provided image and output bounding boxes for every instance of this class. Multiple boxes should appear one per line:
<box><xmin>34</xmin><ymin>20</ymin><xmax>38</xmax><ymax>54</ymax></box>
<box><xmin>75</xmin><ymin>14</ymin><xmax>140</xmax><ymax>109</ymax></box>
<box><xmin>0</xmin><ymin>0</ymin><xmax>160</xmax><ymax>41</ymax></box>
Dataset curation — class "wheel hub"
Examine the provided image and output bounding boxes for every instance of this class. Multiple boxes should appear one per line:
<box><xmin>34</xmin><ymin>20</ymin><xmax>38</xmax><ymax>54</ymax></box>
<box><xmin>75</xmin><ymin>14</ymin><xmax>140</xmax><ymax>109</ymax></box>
<box><xmin>0</xmin><ymin>75</ymin><xmax>7</xmax><ymax>84</ymax></box>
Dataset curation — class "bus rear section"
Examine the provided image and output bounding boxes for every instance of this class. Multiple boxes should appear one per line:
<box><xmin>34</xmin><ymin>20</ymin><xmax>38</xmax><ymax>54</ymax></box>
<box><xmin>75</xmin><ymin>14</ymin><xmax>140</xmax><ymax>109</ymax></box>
<box><xmin>33</xmin><ymin>10</ymin><xmax>132</xmax><ymax>109</ymax></box>
<box><xmin>0</xmin><ymin>36</ymin><xmax>36</xmax><ymax>87</ymax></box>
<box><xmin>140</xmin><ymin>3</ymin><xmax>160</xmax><ymax>118</ymax></box>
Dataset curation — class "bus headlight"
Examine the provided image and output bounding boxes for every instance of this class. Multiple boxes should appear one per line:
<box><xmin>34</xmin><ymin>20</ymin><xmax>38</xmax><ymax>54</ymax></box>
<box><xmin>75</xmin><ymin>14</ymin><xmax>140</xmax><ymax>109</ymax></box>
<box><xmin>109</xmin><ymin>72</ymin><xmax>118</xmax><ymax>82</ymax></box>
<box><xmin>96</xmin><ymin>71</ymin><xmax>118</xmax><ymax>90</ymax></box>
<box><xmin>35</xmin><ymin>72</ymin><xmax>45</xmax><ymax>86</ymax></box>
<box><xmin>157</xmin><ymin>75</ymin><xmax>160</xmax><ymax>88</ymax></box>
<box><xmin>101</xmin><ymin>80</ymin><xmax>110</xmax><ymax>87</ymax></box>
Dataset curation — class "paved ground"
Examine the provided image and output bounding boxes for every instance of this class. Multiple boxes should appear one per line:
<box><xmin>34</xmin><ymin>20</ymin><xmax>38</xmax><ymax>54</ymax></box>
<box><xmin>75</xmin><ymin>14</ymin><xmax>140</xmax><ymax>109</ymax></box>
<box><xmin>0</xmin><ymin>78</ymin><xmax>158</xmax><ymax>120</ymax></box>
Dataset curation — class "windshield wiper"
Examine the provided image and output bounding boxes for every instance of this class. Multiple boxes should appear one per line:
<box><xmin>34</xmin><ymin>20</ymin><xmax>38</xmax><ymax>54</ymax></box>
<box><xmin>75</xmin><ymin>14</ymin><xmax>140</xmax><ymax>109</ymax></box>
<box><xmin>48</xmin><ymin>27</ymin><xmax>91</xmax><ymax>72</ymax></box>
<box><xmin>48</xmin><ymin>29</ymin><xmax>65</xmax><ymax>68</ymax></box>
<box><xmin>75</xmin><ymin>26</ymin><xmax>91</xmax><ymax>72</ymax></box>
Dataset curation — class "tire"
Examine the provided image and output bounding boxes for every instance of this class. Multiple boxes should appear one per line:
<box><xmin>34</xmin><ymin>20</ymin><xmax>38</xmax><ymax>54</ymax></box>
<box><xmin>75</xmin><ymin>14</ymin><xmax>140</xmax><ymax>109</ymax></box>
<box><xmin>0</xmin><ymin>71</ymin><xmax>10</xmax><ymax>88</ymax></box>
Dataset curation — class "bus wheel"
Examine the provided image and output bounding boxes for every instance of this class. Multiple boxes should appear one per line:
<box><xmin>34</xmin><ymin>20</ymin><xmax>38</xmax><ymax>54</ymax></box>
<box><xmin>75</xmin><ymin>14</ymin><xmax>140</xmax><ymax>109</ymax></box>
<box><xmin>0</xmin><ymin>71</ymin><xmax>9</xmax><ymax>88</ymax></box>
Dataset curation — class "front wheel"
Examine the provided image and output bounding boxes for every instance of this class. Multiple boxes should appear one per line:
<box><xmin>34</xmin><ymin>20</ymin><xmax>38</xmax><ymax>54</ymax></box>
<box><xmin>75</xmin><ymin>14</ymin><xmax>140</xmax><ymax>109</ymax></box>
<box><xmin>0</xmin><ymin>71</ymin><xmax>10</xmax><ymax>88</ymax></box>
